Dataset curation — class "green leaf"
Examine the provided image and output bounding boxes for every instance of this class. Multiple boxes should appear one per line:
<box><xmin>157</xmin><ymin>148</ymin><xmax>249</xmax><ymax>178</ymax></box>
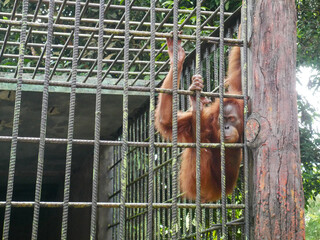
<box><xmin>4</xmin><ymin>0</ymin><xmax>11</xmax><ymax>6</ymax></box>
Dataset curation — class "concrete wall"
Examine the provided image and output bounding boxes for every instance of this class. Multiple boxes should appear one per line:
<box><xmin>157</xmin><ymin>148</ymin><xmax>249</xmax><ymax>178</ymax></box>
<box><xmin>97</xmin><ymin>146</ymin><xmax>114</xmax><ymax>239</ymax></box>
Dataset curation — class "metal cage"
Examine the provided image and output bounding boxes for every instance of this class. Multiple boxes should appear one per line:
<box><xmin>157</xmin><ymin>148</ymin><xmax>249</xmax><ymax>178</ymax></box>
<box><xmin>0</xmin><ymin>0</ymin><xmax>249</xmax><ymax>239</ymax></box>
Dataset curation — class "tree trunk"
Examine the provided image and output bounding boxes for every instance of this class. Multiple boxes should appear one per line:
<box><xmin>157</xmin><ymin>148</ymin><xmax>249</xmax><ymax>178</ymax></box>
<box><xmin>247</xmin><ymin>0</ymin><xmax>305</xmax><ymax>239</ymax></box>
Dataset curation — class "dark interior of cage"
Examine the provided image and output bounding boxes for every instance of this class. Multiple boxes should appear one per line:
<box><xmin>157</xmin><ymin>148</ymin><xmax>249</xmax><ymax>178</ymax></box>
<box><xmin>0</xmin><ymin>1</ymin><xmax>244</xmax><ymax>239</ymax></box>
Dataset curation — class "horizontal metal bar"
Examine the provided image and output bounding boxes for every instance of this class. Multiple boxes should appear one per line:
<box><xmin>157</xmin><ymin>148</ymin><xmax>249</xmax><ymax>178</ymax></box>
<box><xmin>0</xmin><ymin>28</ymin><xmax>166</xmax><ymax>41</ymax></box>
<box><xmin>1</xmin><ymin>53</ymin><xmax>166</xmax><ymax>65</ymax></box>
<box><xmin>0</xmin><ymin>19</ymin><xmax>243</xmax><ymax>45</ymax></box>
<box><xmin>0</xmin><ymin>28</ymin><xmax>168</xmax><ymax>42</ymax></box>
<box><xmin>27</xmin><ymin>1</ymin><xmax>233</xmax><ymax>16</ymax></box>
<box><xmin>0</xmin><ymin>65</ymin><xmax>168</xmax><ymax>75</ymax></box>
<box><xmin>0</xmin><ymin>41</ymin><xmax>171</xmax><ymax>53</ymax></box>
<box><xmin>0</xmin><ymin>77</ymin><xmax>246</xmax><ymax>99</ymax></box>
<box><xmin>0</xmin><ymin>12</ymin><xmax>217</xmax><ymax>31</ymax></box>
<box><xmin>0</xmin><ymin>135</ymin><xmax>244</xmax><ymax>148</ymax></box>
<box><xmin>0</xmin><ymin>201</ymin><xmax>245</xmax><ymax>209</ymax></box>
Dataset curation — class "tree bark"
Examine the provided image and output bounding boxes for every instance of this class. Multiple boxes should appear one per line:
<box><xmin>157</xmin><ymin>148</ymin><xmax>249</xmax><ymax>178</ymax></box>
<box><xmin>248</xmin><ymin>0</ymin><xmax>305</xmax><ymax>239</ymax></box>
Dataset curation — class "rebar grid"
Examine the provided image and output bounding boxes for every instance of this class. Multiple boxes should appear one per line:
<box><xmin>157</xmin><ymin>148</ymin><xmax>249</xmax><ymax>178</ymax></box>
<box><xmin>0</xmin><ymin>1</ymin><xmax>241</xmax><ymax>87</ymax></box>
<box><xmin>0</xmin><ymin>0</ymin><xmax>249</xmax><ymax>239</ymax></box>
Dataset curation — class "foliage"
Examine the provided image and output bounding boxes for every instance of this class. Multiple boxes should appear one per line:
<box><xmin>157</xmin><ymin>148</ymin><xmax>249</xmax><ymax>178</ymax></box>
<box><xmin>297</xmin><ymin>0</ymin><xmax>320</xmax><ymax>70</ymax></box>
<box><xmin>296</xmin><ymin>0</ymin><xmax>320</xmax><ymax>206</ymax></box>
<box><xmin>298</xmin><ymin>96</ymin><xmax>320</xmax><ymax>206</ymax></box>
<box><xmin>305</xmin><ymin>195</ymin><xmax>320</xmax><ymax>239</ymax></box>
<box><xmin>297</xmin><ymin>0</ymin><xmax>320</xmax><ymax>90</ymax></box>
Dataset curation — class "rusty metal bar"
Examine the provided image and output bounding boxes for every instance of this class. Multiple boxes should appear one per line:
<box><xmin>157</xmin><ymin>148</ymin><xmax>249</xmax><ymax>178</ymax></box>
<box><xmin>0</xmin><ymin>76</ymin><xmax>161</xmax><ymax>92</ymax></box>
<box><xmin>118</xmin><ymin>0</ymin><xmax>130</xmax><ymax>238</ymax></box>
<box><xmin>0</xmin><ymin>201</ymin><xmax>245</xmax><ymax>209</ymax></box>
<box><xmin>147</xmin><ymin>0</ymin><xmax>156</xmax><ymax>238</ymax></box>
<box><xmin>171</xmin><ymin>0</ymin><xmax>180</xmax><ymax>237</ymax></box>
<box><xmin>242</xmin><ymin>0</ymin><xmax>250</xmax><ymax>239</ymax></box>
<box><xmin>88</xmin><ymin>0</ymin><xmax>104</xmax><ymax>238</ymax></box>
<box><xmin>0</xmin><ymin>12</ymin><xmax>220</xmax><ymax>30</ymax></box>
<box><xmin>195</xmin><ymin>0</ymin><xmax>202</xmax><ymax>239</ymax></box>
<box><xmin>0</xmin><ymin>135</ymin><xmax>244</xmax><ymax>148</ymax></box>
<box><xmin>219</xmin><ymin>1</ymin><xmax>227</xmax><ymax>239</ymax></box>
<box><xmin>31</xmin><ymin>0</ymin><xmax>55</xmax><ymax>238</ymax></box>
<box><xmin>0</xmin><ymin>42</ymin><xmax>171</xmax><ymax>54</ymax></box>
<box><xmin>0</xmin><ymin>20</ymin><xmax>243</xmax><ymax>44</ymax></box>
<box><xmin>60</xmin><ymin>0</ymin><xmax>81</xmax><ymax>238</ymax></box>
<box><xmin>0</xmin><ymin>53</ymin><xmax>167</xmax><ymax>65</ymax></box>
<box><xmin>1</xmin><ymin>0</ymin><xmax>29</xmax><ymax>239</ymax></box>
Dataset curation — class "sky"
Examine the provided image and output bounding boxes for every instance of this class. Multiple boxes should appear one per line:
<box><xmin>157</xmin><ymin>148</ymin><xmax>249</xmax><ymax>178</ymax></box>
<box><xmin>296</xmin><ymin>67</ymin><xmax>320</xmax><ymax>132</ymax></box>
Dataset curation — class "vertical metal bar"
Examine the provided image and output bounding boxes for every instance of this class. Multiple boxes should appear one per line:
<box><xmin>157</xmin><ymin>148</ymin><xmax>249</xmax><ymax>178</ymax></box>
<box><xmin>232</xmin><ymin>191</ymin><xmax>236</xmax><ymax>240</ymax></box>
<box><xmin>60</xmin><ymin>0</ymin><xmax>81</xmax><ymax>238</ymax></box>
<box><xmin>214</xmin><ymin>45</ymin><xmax>219</xmax><ymax>89</ymax></box>
<box><xmin>206</xmin><ymin>46</ymin><xmax>214</xmax><ymax>238</ymax></box>
<box><xmin>186</xmin><ymin>67</ymin><xmax>191</xmax><ymax>109</ymax></box>
<box><xmin>167</xmin><ymin>142</ymin><xmax>172</xmax><ymax>237</ymax></box>
<box><xmin>171</xmin><ymin>0</ymin><xmax>179</xmax><ymax>238</ymax></box>
<box><xmin>139</xmin><ymin>118</ymin><xmax>143</xmax><ymax>240</ymax></box>
<box><xmin>195</xmin><ymin>0</ymin><xmax>202</xmax><ymax>239</ymax></box>
<box><xmin>117</xmin><ymin>145</ymin><xmax>121</xmax><ymax>236</ymax></box>
<box><xmin>112</xmin><ymin>150</ymin><xmax>116</xmax><ymax>239</ymax></box>
<box><xmin>156</xmin><ymin>134</ymin><xmax>160</xmax><ymax>240</ymax></box>
<box><xmin>217</xmin><ymin>200</ymin><xmax>221</xmax><ymax>240</ymax></box>
<box><xmin>130</xmin><ymin>122</ymin><xmax>135</xmax><ymax>239</ymax></box>
<box><xmin>147</xmin><ymin>0</ymin><xmax>156</xmax><ymax>238</ymax></box>
<box><xmin>219</xmin><ymin>0</ymin><xmax>227</xmax><ymax>238</ymax></box>
<box><xmin>242</xmin><ymin>0</ymin><xmax>250</xmax><ymax>239</ymax></box>
<box><xmin>202</xmin><ymin>208</ymin><xmax>206</xmax><ymax>236</ymax></box>
<box><xmin>31</xmin><ymin>0</ymin><xmax>55</xmax><ymax>238</ymax></box>
<box><xmin>181</xmin><ymin>74</ymin><xmax>186</xmax><ymax>110</ymax></box>
<box><xmin>144</xmin><ymin>112</ymin><xmax>148</xmax><ymax>239</ymax></box>
<box><xmin>130</xmin><ymin>125</ymin><xmax>134</xmax><ymax>238</ymax></box>
<box><xmin>133</xmin><ymin>123</ymin><xmax>138</xmax><ymax>239</ymax></box>
<box><xmin>182</xmin><ymin>197</ymin><xmax>187</xmax><ymax>237</ymax></box>
<box><xmin>2</xmin><ymin>1</ymin><xmax>29</xmax><ymax>239</ymax></box>
<box><xmin>214</xmin><ymin>41</ymin><xmax>221</xmax><ymax>240</ymax></box>
<box><xmin>205</xmin><ymin>48</ymin><xmax>211</xmax><ymax>92</ymax></box>
<box><xmin>89</xmin><ymin>0</ymin><xmax>105</xmax><ymax>238</ymax></box>
<box><xmin>131</xmin><ymin>126</ymin><xmax>133</xmax><ymax>238</ymax></box>
<box><xmin>161</xmin><ymin>136</ymin><xmax>166</xmax><ymax>238</ymax></box>
<box><xmin>119</xmin><ymin>0</ymin><xmax>130</xmax><ymax>238</ymax></box>
<box><xmin>143</xmin><ymin>116</ymin><xmax>146</xmax><ymax>239</ymax></box>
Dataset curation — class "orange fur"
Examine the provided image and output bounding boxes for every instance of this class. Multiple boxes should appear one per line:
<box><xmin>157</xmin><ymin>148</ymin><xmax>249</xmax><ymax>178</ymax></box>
<box><xmin>155</xmin><ymin>39</ymin><xmax>243</xmax><ymax>202</ymax></box>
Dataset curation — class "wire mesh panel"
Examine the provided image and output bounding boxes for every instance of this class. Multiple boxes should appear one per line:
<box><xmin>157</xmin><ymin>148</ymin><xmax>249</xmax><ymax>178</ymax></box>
<box><xmin>0</xmin><ymin>0</ymin><xmax>249</xmax><ymax>239</ymax></box>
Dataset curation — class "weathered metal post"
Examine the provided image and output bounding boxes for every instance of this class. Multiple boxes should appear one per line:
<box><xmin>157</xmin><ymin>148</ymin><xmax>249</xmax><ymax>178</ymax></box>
<box><xmin>246</xmin><ymin>0</ymin><xmax>305</xmax><ymax>239</ymax></box>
